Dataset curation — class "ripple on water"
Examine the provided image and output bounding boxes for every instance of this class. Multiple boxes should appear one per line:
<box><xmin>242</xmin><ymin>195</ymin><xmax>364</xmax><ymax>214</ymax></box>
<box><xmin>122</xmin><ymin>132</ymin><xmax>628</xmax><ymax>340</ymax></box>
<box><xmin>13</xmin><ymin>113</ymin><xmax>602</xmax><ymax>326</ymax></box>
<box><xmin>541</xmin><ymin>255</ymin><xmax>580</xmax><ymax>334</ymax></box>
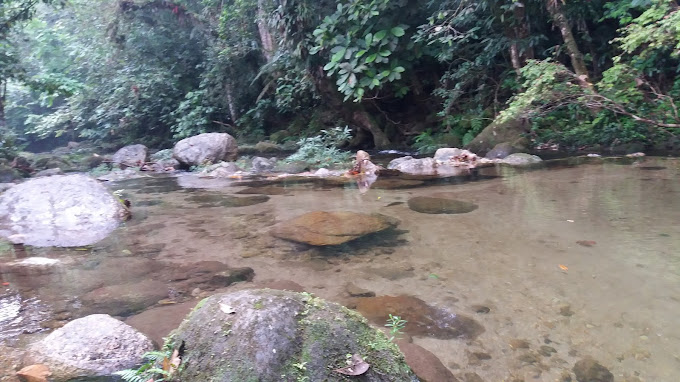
<box><xmin>0</xmin><ymin>290</ymin><xmax>50</xmax><ymax>341</ymax></box>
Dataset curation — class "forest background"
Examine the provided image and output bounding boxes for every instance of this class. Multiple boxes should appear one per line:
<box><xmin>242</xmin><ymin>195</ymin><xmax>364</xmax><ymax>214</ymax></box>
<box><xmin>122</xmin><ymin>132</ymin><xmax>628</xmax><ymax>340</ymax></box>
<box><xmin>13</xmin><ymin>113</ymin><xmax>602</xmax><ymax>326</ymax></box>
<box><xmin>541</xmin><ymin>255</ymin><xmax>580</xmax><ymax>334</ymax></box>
<box><xmin>1</xmin><ymin>0</ymin><xmax>679</xmax><ymax>157</ymax></box>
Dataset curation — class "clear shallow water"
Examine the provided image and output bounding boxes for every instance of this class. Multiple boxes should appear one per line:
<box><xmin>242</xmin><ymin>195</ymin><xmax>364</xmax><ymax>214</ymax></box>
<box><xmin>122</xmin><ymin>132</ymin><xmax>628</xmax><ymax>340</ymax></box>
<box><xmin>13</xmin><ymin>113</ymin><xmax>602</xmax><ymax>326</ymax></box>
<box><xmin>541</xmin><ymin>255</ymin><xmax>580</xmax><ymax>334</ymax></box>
<box><xmin>1</xmin><ymin>157</ymin><xmax>680</xmax><ymax>381</ymax></box>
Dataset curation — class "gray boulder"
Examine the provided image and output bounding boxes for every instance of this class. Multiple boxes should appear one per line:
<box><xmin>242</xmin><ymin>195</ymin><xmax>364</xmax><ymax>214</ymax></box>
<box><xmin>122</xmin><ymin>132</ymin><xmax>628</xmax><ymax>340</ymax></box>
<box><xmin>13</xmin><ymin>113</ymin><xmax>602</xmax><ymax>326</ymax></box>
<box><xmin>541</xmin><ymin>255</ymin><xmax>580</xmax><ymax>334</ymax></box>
<box><xmin>111</xmin><ymin>144</ymin><xmax>148</xmax><ymax>167</ymax></box>
<box><xmin>501</xmin><ymin>153</ymin><xmax>543</xmax><ymax>166</ymax></box>
<box><xmin>171</xmin><ymin>289</ymin><xmax>418</xmax><ymax>381</ymax></box>
<box><xmin>0</xmin><ymin>174</ymin><xmax>126</xmax><ymax>247</ymax></box>
<box><xmin>0</xmin><ymin>165</ymin><xmax>21</xmax><ymax>183</ymax></box>
<box><xmin>23</xmin><ymin>314</ymin><xmax>153</xmax><ymax>381</ymax></box>
<box><xmin>387</xmin><ymin>157</ymin><xmax>436</xmax><ymax>175</ymax></box>
<box><xmin>173</xmin><ymin>133</ymin><xmax>238</xmax><ymax>167</ymax></box>
<box><xmin>199</xmin><ymin>161</ymin><xmax>243</xmax><ymax>178</ymax></box>
<box><xmin>485</xmin><ymin>142</ymin><xmax>518</xmax><ymax>159</ymax></box>
<box><xmin>251</xmin><ymin>156</ymin><xmax>277</xmax><ymax>173</ymax></box>
<box><xmin>433</xmin><ymin>147</ymin><xmax>463</xmax><ymax>161</ymax></box>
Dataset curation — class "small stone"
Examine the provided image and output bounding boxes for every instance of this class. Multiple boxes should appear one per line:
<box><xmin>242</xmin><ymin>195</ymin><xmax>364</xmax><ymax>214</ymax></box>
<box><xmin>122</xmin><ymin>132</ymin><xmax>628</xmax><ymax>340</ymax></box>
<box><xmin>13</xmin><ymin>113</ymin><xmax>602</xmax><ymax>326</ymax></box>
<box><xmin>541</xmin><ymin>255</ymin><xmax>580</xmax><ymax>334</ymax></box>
<box><xmin>518</xmin><ymin>352</ymin><xmax>541</xmax><ymax>364</ymax></box>
<box><xmin>209</xmin><ymin>267</ymin><xmax>255</xmax><ymax>286</ymax></box>
<box><xmin>509</xmin><ymin>339</ymin><xmax>531</xmax><ymax>349</ymax></box>
<box><xmin>471</xmin><ymin>305</ymin><xmax>490</xmax><ymax>314</ymax></box>
<box><xmin>345</xmin><ymin>283</ymin><xmax>376</xmax><ymax>297</ymax></box>
<box><xmin>560</xmin><ymin>305</ymin><xmax>575</xmax><ymax>316</ymax></box>
<box><xmin>573</xmin><ymin>357</ymin><xmax>614</xmax><ymax>382</ymax></box>
<box><xmin>16</xmin><ymin>364</ymin><xmax>51</xmax><ymax>382</ymax></box>
<box><xmin>191</xmin><ymin>288</ymin><xmax>202</xmax><ymax>297</ymax></box>
<box><xmin>539</xmin><ymin>345</ymin><xmax>557</xmax><ymax>357</ymax></box>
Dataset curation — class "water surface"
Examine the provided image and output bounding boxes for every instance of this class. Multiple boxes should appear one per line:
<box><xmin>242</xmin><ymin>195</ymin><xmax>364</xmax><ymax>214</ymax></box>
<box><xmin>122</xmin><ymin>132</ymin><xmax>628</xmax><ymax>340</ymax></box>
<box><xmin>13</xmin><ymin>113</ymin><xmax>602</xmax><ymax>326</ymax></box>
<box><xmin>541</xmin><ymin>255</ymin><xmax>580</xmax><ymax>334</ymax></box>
<box><xmin>1</xmin><ymin>157</ymin><xmax>679</xmax><ymax>381</ymax></box>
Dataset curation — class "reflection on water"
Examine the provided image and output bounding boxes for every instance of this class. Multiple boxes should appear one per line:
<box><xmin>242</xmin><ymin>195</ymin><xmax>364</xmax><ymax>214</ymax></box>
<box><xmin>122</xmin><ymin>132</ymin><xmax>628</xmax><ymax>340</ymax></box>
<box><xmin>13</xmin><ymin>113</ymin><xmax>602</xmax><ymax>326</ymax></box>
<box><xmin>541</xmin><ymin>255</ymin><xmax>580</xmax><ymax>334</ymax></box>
<box><xmin>1</xmin><ymin>157</ymin><xmax>680</xmax><ymax>380</ymax></box>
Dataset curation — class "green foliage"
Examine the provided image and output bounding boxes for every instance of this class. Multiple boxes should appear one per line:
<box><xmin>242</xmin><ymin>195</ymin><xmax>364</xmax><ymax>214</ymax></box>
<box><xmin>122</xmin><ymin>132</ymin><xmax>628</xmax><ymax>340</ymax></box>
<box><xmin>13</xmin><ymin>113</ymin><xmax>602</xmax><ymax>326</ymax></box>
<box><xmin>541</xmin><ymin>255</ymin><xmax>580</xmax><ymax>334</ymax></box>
<box><xmin>286</xmin><ymin>126</ymin><xmax>352</xmax><ymax>167</ymax></box>
<box><xmin>310</xmin><ymin>0</ymin><xmax>413</xmax><ymax>101</ymax></box>
<box><xmin>113</xmin><ymin>350</ymin><xmax>171</xmax><ymax>382</ymax></box>
<box><xmin>385</xmin><ymin>314</ymin><xmax>407</xmax><ymax>342</ymax></box>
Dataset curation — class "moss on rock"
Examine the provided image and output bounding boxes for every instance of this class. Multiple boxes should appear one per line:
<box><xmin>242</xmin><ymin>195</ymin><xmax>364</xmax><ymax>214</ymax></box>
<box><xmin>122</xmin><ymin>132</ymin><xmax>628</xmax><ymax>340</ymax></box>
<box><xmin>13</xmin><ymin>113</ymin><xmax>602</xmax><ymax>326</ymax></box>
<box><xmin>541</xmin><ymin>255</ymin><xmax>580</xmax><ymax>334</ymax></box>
<box><xmin>169</xmin><ymin>289</ymin><xmax>419</xmax><ymax>382</ymax></box>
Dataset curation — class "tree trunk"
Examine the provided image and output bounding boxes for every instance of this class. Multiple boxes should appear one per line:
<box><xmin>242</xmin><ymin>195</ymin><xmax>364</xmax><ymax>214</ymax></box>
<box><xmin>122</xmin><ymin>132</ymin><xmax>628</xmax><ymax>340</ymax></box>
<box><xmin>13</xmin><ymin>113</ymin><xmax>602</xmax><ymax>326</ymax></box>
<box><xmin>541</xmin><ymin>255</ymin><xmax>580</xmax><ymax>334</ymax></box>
<box><xmin>508</xmin><ymin>4</ymin><xmax>534</xmax><ymax>76</ymax></box>
<box><xmin>225</xmin><ymin>81</ymin><xmax>237</xmax><ymax>122</ymax></box>
<box><xmin>546</xmin><ymin>1</ymin><xmax>591</xmax><ymax>86</ymax></box>
<box><xmin>0</xmin><ymin>80</ymin><xmax>6</xmax><ymax>131</ymax></box>
<box><xmin>257</xmin><ymin>0</ymin><xmax>275</xmax><ymax>63</ymax></box>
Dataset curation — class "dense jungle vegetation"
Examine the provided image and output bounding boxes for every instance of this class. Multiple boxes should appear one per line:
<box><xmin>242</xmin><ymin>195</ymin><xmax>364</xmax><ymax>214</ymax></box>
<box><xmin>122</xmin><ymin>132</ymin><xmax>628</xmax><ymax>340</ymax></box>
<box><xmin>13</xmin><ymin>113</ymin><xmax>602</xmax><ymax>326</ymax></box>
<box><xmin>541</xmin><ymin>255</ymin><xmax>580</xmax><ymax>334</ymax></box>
<box><xmin>1</xmin><ymin>0</ymin><xmax>679</xmax><ymax>156</ymax></box>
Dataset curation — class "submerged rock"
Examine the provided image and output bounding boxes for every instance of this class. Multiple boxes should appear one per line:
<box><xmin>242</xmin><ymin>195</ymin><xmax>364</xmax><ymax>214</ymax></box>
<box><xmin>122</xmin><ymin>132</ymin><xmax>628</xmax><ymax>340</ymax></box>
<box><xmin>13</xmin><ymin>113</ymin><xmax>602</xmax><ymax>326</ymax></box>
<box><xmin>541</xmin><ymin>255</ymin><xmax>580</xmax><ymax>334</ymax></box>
<box><xmin>185</xmin><ymin>193</ymin><xmax>269</xmax><ymax>208</ymax></box>
<box><xmin>355</xmin><ymin>295</ymin><xmax>485</xmax><ymax>340</ymax></box>
<box><xmin>170</xmin><ymin>289</ymin><xmax>418</xmax><ymax>381</ymax></box>
<box><xmin>80</xmin><ymin>279</ymin><xmax>168</xmax><ymax>316</ymax></box>
<box><xmin>173</xmin><ymin>133</ymin><xmax>238</xmax><ymax>167</ymax></box>
<box><xmin>23</xmin><ymin>314</ymin><xmax>153</xmax><ymax>381</ymax></box>
<box><xmin>398</xmin><ymin>341</ymin><xmax>459</xmax><ymax>382</ymax></box>
<box><xmin>270</xmin><ymin>211</ymin><xmax>399</xmax><ymax>246</ymax></box>
<box><xmin>0</xmin><ymin>174</ymin><xmax>126</xmax><ymax>247</ymax></box>
<box><xmin>573</xmin><ymin>357</ymin><xmax>614</xmax><ymax>382</ymax></box>
<box><xmin>408</xmin><ymin>196</ymin><xmax>478</xmax><ymax>214</ymax></box>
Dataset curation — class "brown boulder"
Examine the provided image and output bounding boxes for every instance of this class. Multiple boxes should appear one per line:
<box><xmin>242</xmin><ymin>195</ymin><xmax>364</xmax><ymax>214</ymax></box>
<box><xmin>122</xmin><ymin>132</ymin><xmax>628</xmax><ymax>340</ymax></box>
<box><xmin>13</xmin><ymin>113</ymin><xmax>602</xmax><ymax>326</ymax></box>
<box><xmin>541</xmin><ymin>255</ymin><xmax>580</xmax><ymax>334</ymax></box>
<box><xmin>270</xmin><ymin>211</ymin><xmax>399</xmax><ymax>246</ymax></box>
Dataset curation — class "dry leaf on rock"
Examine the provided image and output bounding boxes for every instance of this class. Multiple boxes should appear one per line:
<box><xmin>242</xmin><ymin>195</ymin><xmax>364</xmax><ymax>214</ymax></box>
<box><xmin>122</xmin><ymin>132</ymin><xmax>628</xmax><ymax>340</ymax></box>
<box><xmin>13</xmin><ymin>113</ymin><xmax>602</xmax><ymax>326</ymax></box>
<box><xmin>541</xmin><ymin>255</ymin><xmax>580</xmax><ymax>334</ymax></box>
<box><xmin>162</xmin><ymin>349</ymin><xmax>182</xmax><ymax>376</ymax></box>
<box><xmin>334</xmin><ymin>354</ymin><xmax>370</xmax><ymax>376</ymax></box>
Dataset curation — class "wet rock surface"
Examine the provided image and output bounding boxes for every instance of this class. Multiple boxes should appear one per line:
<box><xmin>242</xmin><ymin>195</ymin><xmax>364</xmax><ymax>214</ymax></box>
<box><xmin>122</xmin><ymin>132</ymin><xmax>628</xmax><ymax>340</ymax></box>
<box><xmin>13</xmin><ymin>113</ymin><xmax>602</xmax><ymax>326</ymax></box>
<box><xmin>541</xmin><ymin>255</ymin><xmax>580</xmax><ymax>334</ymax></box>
<box><xmin>355</xmin><ymin>295</ymin><xmax>485</xmax><ymax>340</ymax></box>
<box><xmin>270</xmin><ymin>211</ymin><xmax>399</xmax><ymax>246</ymax></box>
<box><xmin>23</xmin><ymin>314</ymin><xmax>153</xmax><ymax>381</ymax></box>
<box><xmin>0</xmin><ymin>174</ymin><xmax>126</xmax><ymax>247</ymax></box>
<box><xmin>408</xmin><ymin>196</ymin><xmax>478</xmax><ymax>214</ymax></box>
<box><xmin>172</xmin><ymin>289</ymin><xmax>418</xmax><ymax>381</ymax></box>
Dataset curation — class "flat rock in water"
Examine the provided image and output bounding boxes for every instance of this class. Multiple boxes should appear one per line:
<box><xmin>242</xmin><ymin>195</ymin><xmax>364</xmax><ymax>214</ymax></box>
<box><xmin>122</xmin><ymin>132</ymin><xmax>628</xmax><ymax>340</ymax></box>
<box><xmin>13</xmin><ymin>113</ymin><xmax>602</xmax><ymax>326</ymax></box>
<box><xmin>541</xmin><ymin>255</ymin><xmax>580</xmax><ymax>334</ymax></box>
<box><xmin>0</xmin><ymin>174</ymin><xmax>126</xmax><ymax>247</ymax></box>
<box><xmin>23</xmin><ymin>314</ymin><xmax>153</xmax><ymax>381</ymax></box>
<box><xmin>355</xmin><ymin>295</ymin><xmax>485</xmax><ymax>340</ymax></box>
<box><xmin>270</xmin><ymin>211</ymin><xmax>399</xmax><ymax>246</ymax></box>
<box><xmin>408</xmin><ymin>196</ymin><xmax>478</xmax><ymax>214</ymax></box>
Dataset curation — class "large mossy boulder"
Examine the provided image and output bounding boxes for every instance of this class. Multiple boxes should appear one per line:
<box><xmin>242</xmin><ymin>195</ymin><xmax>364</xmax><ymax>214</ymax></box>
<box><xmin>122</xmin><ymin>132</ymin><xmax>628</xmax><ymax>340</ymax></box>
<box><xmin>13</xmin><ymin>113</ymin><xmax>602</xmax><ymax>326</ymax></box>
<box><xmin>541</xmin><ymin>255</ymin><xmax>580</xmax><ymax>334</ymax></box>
<box><xmin>170</xmin><ymin>289</ymin><xmax>419</xmax><ymax>382</ymax></box>
<box><xmin>172</xmin><ymin>133</ymin><xmax>238</xmax><ymax>167</ymax></box>
<box><xmin>465</xmin><ymin>118</ymin><xmax>529</xmax><ymax>156</ymax></box>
